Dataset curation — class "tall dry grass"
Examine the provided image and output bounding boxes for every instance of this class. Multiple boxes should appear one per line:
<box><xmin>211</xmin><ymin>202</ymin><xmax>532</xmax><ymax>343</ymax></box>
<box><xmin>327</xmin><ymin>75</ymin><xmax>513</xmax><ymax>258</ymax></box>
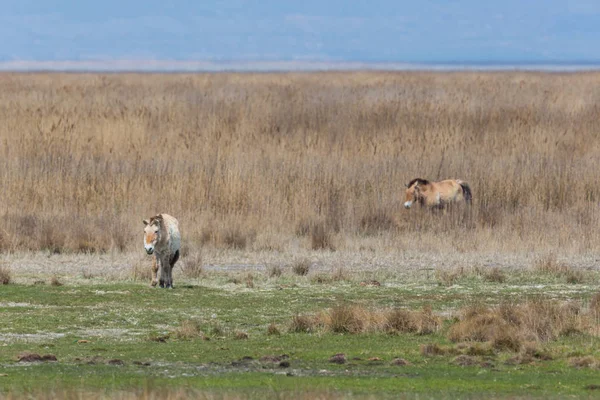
<box><xmin>0</xmin><ymin>71</ymin><xmax>599</xmax><ymax>253</ymax></box>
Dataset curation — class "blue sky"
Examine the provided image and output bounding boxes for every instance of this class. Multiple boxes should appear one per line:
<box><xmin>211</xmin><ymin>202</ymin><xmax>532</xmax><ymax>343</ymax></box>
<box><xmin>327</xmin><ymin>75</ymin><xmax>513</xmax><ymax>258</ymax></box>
<box><xmin>2</xmin><ymin>1</ymin><xmax>600</xmax><ymax>64</ymax></box>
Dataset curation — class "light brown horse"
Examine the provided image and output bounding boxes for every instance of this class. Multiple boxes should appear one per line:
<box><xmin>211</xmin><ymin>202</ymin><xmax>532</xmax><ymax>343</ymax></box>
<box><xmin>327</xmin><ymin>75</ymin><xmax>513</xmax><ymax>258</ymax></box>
<box><xmin>143</xmin><ymin>214</ymin><xmax>181</xmax><ymax>289</ymax></box>
<box><xmin>404</xmin><ymin>178</ymin><xmax>472</xmax><ymax>209</ymax></box>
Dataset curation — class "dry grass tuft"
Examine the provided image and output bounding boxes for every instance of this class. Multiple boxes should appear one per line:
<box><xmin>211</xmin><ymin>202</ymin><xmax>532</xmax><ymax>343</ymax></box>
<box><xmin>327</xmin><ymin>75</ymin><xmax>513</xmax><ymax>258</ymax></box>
<box><xmin>131</xmin><ymin>259</ymin><xmax>152</xmax><ymax>282</ymax></box>
<box><xmin>483</xmin><ymin>267</ymin><xmax>506</xmax><ymax>283</ymax></box>
<box><xmin>290</xmin><ymin>304</ymin><xmax>441</xmax><ymax>336</ymax></box>
<box><xmin>292</xmin><ymin>259</ymin><xmax>311</xmax><ymax>276</ymax></box>
<box><xmin>310</xmin><ymin>222</ymin><xmax>335</xmax><ymax>251</ymax></box>
<box><xmin>245</xmin><ymin>273</ymin><xmax>255</xmax><ymax>288</ymax></box>
<box><xmin>569</xmin><ymin>356</ymin><xmax>597</xmax><ymax>369</ymax></box>
<box><xmin>533</xmin><ymin>254</ymin><xmax>583</xmax><ymax>283</ymax></box>
<box><xmin>435</xmin><ymin>267</ymin><xmax>473</xmax><ymax>286</ymax></box>
<box><xmin>421</xmin><ymin>343</ymin><xmax>447</xmax><ymax>356</ymax></box>
<box><xmin>181</xmin><ymin>251</ymin><xmax>204</xmax><ymax>279</ymax></box>
<box><xmin>266</xmin><ymin>264</ymin><xmax>282</xmax><ymax>278</ymax></box>
<box><xmin>328</xmin><ymin>353</ymin><xmax>346</xmax><ymax>364</ymax></box>
<box><xmin>0</xmin><ymin>264</ymin><xmax>11</xmax><ymax>285</ymax></box>
<box><xmin>390</xmin><ymin>358</ymin><xmax>411</xmax><ymax>366</ymax></box>
<box><xmin>452</xmin><ymin>355</ymin><xmax>478</xmax><ymax>366</ymax></box>
<box><xmin>50</xmin><ymin>276</ymin><xmax>63</xmax><ymax>287</ymax></box>
<box><xmin>449</xmin><ymin>300</ymin><xmax>585</xmax><ymax>348</ymax></box>
<box><xmin>385</xmin><ymin>309</ymin><xmax>419</xmax><ymax>334</ymax></box>
<box><xmin>223</xmin><ymin>227</ymin><xmax>253</xmax><ymax>250</ymax></box>
<box><xmin>326</xmin><ymin>305</ymin><xmax>365</xmax><ymax>334</ymax></box>
<box><xmin>171</xmin><ymin>320</ymin><xmax>207</xmax><ymax>340</ymax></box>
<box><xmin>589</xmin><ymin>292</ymin><xmax>600</xmax><ymax>316</ymax></box>
<box><xmin>266</xmin><ymin>323</ymin><xmax>280</xmax><ymax>336</ymax></box>
<box><xmin>359</xmin><ymin>208</ymin><xmax>396</xmax><ymax>236</ymax></box>
<box><xmin>234</xmin><ymin>331</ymin><xmax>249</xmax><ymax>340</ymax></box>
<box><xmin>289</xmin><ymin>315</ymin><xmax>317</xmax><ymax>333</ymax></box>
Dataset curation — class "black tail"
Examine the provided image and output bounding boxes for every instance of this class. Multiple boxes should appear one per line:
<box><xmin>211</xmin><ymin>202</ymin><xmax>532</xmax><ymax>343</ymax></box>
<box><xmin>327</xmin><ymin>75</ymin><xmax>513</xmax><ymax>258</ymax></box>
<box><xmin>459</xmin><ymin>182</ymin><xmax>472</xmax><ymax>204</ymax></box>
<box><xmin>170</xmin><ymin>250</ymin><xmax>180</xmax><ymax>267</ymax></box>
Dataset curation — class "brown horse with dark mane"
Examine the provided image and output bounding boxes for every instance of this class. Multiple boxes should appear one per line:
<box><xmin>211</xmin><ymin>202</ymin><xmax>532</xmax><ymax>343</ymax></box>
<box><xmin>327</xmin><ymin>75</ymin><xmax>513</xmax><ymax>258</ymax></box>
<box><xmin>404</xmin><ymin>178</ymin><xmax>472</xmax><ymax>209</ymax></box>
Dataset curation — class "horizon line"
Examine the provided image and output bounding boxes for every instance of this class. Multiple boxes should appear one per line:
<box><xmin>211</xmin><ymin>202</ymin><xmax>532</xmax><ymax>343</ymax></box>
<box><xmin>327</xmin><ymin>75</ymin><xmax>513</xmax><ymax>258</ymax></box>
<box><xmin>2</xmin><ymin>59</ymin><xmax>600</xmax><ymax>73</ymax></box>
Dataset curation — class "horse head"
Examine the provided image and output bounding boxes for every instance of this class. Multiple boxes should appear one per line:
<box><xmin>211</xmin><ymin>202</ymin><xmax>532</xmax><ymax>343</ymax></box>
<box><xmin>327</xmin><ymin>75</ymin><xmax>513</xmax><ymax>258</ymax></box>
<box><xmin>404</xmin><ymin>178</ymin><xmax>429</xmax><ymax>209</ymax></box>
<box><xmin>142</xmin><ymin>215</ymin><xmax>163</xmax><ymax>255</ymax></box>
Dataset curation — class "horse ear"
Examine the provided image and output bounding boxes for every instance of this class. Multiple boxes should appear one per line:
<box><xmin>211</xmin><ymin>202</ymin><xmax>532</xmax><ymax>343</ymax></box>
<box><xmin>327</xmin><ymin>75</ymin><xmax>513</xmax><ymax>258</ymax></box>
<box><xmin>143</xmin><ymin>219</ymin><xmax>149</xmax><ymax>226</ymax></box>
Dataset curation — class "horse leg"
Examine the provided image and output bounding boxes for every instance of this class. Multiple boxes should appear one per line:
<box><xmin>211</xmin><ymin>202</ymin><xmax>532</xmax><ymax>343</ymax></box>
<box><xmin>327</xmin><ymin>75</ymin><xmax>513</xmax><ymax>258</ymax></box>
<box><xmin>167</xmin><ymin>250</ymin><xmax>179</xmax><ymax>289</ymax></box>
<box><xmin>158</xmin><ymin>255</ymin><xmax>168</xmax><ymax>288</ymax></box>
<box><xmin>150</xmin><ymin>255</ymin><xmax>159</xmax><ymax>287</ymax></box>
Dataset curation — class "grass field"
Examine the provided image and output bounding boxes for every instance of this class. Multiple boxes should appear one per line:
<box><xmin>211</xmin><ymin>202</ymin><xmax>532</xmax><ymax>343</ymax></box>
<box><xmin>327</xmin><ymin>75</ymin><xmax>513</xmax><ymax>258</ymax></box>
<box><xmin>3</xmin><ymin>258</ymin><xmax>600</xmax><ymax>399</ymax></box>
<box><xmin>2</xmin><ymin>71</ymin><xmax>600</xmax><ymax>398</ymax></box>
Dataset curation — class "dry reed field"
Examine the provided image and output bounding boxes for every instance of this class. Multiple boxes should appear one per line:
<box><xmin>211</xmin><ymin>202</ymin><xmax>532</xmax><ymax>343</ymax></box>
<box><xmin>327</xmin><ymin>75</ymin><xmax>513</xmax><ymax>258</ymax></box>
<box><xmin>0</xmin><ymin>71</ymin><xmax>599</xmax><ymax>259</ymax></box>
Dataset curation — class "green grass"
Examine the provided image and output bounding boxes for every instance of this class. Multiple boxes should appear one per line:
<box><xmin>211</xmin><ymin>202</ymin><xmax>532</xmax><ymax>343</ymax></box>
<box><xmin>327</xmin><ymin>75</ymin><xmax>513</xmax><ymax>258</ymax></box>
<box><xmin>2</xmin><ymin>273</ymin><xmax>600</xmax><ymax>399</ymax></box>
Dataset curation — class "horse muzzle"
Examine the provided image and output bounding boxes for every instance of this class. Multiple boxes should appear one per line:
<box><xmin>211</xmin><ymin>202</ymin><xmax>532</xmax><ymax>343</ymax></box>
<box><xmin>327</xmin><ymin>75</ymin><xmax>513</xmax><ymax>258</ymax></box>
<box><xmin>404</xmin><ymin>201</ymin><xmax>412</xmax><ymax>209</ymax></box>
<box><xmin>145</xmin><ymin>246</ymin><xmax>154</xmax><ymax>255</ymax></box>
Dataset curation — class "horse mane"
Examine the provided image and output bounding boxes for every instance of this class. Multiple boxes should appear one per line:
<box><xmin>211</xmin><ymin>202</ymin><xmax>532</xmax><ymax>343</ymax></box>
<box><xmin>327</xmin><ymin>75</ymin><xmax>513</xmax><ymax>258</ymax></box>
<box><xmin>407</xmin><ymin>178</ymin><xmax>430</xmax><ymax>187</ymax></box>
<box><xmin>149</xmin><ymin>214</ymin><xmax>164</xmax><ymax>226</ymax></box>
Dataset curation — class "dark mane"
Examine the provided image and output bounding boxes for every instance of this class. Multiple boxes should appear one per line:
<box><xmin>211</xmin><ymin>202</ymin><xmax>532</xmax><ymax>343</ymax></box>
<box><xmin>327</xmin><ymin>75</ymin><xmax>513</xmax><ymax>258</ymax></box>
<box><xmin>149</xmin><ymin>214</ymin><xmax>164</xmax><ymax>226</ymax></box>
<box><xmin>407</xmin><ymin>178</ymin><xmax>430</xmax><ymax>187</ymax></box>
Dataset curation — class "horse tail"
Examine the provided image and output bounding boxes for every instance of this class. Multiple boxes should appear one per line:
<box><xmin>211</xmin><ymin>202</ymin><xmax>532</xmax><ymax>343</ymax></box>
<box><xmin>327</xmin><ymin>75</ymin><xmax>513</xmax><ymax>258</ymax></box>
<box><xmin>458</xmin><ymin>181</ymin><xmax>472</xmax><ymax>204</ymax></box>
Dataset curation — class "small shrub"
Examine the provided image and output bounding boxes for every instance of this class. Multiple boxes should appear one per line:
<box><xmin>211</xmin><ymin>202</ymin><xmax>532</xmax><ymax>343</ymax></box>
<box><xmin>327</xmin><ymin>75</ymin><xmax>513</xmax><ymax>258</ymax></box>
<box><xmin>292</xmin><ymin>259</ymin><xmax>311</xmax><ymax>276</ymax></box>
